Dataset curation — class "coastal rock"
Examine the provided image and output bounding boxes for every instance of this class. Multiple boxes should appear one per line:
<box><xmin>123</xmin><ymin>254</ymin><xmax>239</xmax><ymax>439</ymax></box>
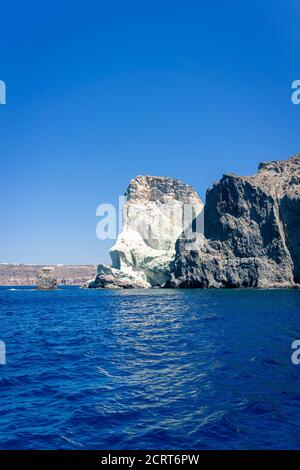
<box><xmin>36</xmin><ymin>267</ymin><xmax>57</xmax><ymax>290</ymax></box>
<box><xmin>0</xmin><ymin>264</ymin><xmax>96</xmax><ymax>286</ymax></box>
<box><xmin>167</xmin><ymin>154</ymin><xmax>300</xmax><ymax>288</ymax></box>
<box><xmin>87</xmin><ymin>175</ymin><xmax>204</xmax><ymax>288</ymax></box>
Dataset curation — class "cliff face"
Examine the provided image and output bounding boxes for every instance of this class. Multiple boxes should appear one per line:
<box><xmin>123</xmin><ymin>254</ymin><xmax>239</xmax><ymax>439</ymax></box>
<box><xmin>36</xmin><ymin>267</ymin><xmax>57</xmax><ymax>290</ymax></box>
<box><xmin>0</xmin><ymin>264</ymin><xmax>96</xmax><ymax>286</ymax></box>
<box><xmin>87</xmin><ymin>175</ymin><xmax>204</xmax><ymax>288</ymax></box>
<box><xmin>167</xmin><ymin>155</ymin><xmax>300</xmax><ymax>288</ymax></box>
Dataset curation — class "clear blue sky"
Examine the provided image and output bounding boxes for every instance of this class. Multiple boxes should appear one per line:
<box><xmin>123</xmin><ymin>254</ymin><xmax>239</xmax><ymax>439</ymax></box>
<box><xmin>0</xmin><ymin>0</ymin><xmax>299</xmax><ymax>264</ymax></box>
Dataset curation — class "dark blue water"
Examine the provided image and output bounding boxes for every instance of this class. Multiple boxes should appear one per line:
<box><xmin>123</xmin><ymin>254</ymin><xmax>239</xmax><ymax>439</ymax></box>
<box><xmin>0</xmin><ymin>286</ymin><xmax>300</xmax><ymax>450</ymax></box>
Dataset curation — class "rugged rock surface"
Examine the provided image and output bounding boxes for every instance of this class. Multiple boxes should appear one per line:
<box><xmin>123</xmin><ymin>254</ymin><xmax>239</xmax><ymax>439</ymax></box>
<box><xmin>36</xmin><ymin>267</ymin><xmax>58</xmax><ymax>290</ymax></box>
<box><xmin>167</xmin><ymin>154</ymin><xmax>300</xmax><ymax>288</ymax></box>
<box><xmin>87</xmin><ymin>175</ymin><xmax>204</xmax><ymax>288</ymax></box>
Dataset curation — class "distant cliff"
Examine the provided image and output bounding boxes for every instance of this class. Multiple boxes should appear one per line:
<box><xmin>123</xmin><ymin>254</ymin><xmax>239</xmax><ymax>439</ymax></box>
<box><xmin>0</xmin><ymin>264</ymin><xmax>96</xmax><ymax>286</ymax></box>
<box><xmin>167</xmin><ymin>154</ymin><xmax>300</xmax><ymax>288</ymax></box>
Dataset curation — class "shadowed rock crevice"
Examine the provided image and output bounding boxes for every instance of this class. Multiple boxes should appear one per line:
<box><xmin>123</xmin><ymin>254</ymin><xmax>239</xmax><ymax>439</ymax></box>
<box><xmin>86</xmin><ymin>175</ymin><xmax>204</xmax><ymax>289</ymax></box>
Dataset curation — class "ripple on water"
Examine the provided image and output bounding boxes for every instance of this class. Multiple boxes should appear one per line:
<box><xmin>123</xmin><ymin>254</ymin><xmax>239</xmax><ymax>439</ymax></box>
<box><xmin>0</xmin><ymin>287</ymin><xmax>300</xmax><ymax>449</ymax></box>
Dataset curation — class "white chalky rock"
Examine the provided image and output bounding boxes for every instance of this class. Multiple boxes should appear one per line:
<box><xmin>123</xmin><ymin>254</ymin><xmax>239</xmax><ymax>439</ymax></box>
<box><xmin>88</xmin><ymin>175</ymin><xmax>204</xmax><ymax>288</ymax></box>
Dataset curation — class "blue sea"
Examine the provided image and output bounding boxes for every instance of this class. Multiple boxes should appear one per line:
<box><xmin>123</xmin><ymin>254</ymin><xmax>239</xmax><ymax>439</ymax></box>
<box><xmin>0</xmin><ymin>286</ymin><xmax>300</xmax><ymax>450</ymax></box>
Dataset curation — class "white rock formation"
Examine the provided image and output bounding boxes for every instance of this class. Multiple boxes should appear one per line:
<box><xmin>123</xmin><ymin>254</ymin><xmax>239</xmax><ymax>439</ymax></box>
<box><xmin>88</xmin><ymin>175</ymin><xmax>204</xmax><ymax>288</ymax></box>
<box><xmin>167</xmin><ymin>154</ymin><xmax>300</xmax><ymax>288</ymax></box>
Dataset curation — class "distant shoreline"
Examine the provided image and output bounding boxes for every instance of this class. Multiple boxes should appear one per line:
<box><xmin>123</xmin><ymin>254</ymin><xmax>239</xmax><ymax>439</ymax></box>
<box><xmin>0</xmin><ymin>264</ymin><xmax>97</xmax><ymax>286</ymax></box>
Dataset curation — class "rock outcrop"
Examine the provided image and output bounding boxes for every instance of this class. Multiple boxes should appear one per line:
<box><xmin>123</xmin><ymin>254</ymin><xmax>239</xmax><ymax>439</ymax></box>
<box><xmin>36</xmin><ymin>267</ymin><xmax>58</xmax><ymax>290</ymax></box>
<box><xmin>86</xmin><ymin>263</ymin><xmax>150</xmax><ymax>289</ymax></box>
<box><xmin>166</xmin><ymin>154</ymin><xmax>300</xmax><ymax>288</ymax></box>
<box><xmin>87</xmin><ymin>176</ymin><xmax>204</xmax><ymax>288</ymax></box>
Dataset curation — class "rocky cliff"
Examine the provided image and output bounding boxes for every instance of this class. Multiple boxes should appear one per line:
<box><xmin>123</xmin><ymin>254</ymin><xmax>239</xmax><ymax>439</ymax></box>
<box><xmin>166</xmin><ymin>154</ymin><xmax>300</xmax><ymax>288</ymax></box>
<box><xmin>87</xmin><ymin>175</ymin><xmax>204</xmax><ymax>288</ymax></box>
